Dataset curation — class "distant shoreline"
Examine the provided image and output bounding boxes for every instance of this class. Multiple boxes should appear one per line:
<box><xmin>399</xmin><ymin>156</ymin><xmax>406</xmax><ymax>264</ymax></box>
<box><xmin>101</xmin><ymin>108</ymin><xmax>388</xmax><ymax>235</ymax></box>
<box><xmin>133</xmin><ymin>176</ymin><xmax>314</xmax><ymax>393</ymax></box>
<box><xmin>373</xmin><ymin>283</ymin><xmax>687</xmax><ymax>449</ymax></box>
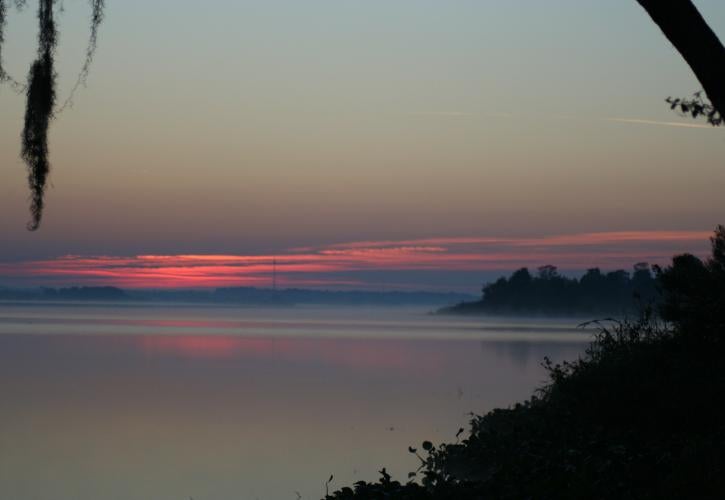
<box><xmin>435</xmin><ymin>300</ymin><xmax>635</xmax><ymax>318</ymax></box>
<box><xmin>438</xmin><ymin>264</ymin><xmax>659</xmax><ymax>318</ymax></box>
<box><xmin>0</xmin><ymin>286</ymin><xmax>475</xmax><ymax>308</ymax></box>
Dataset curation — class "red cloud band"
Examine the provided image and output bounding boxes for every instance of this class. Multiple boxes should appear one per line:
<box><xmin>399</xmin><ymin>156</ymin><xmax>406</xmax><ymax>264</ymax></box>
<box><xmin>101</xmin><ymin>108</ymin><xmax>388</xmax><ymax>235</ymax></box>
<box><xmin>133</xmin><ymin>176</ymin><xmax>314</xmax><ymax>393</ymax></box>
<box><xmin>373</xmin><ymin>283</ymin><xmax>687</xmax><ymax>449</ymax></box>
<box><xmin>0</xmin><ymin>230</ymin><xmax>709</xmax><ymax>289</ymax></box>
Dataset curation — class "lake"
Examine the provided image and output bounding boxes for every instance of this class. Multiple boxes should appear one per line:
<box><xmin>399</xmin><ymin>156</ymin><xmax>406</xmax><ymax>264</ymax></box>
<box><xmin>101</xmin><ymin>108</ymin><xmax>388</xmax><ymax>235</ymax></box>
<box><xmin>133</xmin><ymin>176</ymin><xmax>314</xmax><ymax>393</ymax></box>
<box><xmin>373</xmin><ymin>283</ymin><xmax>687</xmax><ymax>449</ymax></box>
<box><xmin>0</xmin><ymin>302</ymin><xmax>590</xmax><ymax>500</ymax></box>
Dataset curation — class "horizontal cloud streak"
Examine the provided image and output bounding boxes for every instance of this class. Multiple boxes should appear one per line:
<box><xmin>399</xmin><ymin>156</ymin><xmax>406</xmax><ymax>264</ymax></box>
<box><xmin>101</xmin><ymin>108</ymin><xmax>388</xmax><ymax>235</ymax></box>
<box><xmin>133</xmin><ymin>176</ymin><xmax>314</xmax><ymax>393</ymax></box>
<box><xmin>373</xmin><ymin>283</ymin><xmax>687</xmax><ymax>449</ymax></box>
<box><xmin>0</xmin><ymin>230</ymin><xmax>710</xmax><ymax>290</ymax></box>
<box><xmin>606</xmin><ymin>117</ymin><xmax>714</xmax><ymax>129</ymax></box>
<box><xmin>327</xmin><ymin>231</ymin><xmax>711</xmax><ymax>250</ymax></box>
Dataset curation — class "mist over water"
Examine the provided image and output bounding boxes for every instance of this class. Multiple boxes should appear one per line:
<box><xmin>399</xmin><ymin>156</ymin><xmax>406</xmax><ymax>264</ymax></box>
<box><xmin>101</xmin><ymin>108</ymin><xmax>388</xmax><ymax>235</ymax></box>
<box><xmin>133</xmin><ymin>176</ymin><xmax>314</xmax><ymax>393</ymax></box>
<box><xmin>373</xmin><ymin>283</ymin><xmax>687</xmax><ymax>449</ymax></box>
<box><xmin>0</xmin><ymin>303</ymin><xmax>586</xmax><ymax>500</ymax></box>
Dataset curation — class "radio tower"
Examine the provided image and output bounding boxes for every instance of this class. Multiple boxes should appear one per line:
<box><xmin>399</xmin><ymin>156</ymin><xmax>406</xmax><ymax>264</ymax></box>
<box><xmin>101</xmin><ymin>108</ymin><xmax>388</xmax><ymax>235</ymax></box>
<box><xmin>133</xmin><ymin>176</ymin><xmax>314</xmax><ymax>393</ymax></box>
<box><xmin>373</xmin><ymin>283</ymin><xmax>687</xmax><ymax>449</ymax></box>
<box><xmin>272</xmin><ymin>257</ymin><xmax>277</xmax><ymax>292</ymax></box>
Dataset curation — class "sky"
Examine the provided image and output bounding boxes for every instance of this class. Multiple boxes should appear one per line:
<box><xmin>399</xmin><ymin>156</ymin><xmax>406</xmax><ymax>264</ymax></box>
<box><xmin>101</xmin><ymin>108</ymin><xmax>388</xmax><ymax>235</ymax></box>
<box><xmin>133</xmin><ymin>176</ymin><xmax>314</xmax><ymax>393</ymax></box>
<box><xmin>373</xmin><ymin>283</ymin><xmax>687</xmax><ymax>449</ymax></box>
<box><xmin>1</xmin><ymin>1</ymin><xmax>724</xmax><ymax>291</ymax></box>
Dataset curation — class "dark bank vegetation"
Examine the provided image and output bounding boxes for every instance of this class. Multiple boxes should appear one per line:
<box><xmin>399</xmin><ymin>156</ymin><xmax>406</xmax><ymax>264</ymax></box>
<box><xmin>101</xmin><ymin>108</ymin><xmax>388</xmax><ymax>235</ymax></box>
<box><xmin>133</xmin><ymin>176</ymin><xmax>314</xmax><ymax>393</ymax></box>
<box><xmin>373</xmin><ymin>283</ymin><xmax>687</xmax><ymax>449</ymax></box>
<box><xmin>41</xmin><ymin>285</ymin><xmax>127</xmax><ymax>300</ymax></box>
<box><xmin>0</xmin><ymin>285</ymin><xmax>128</xmax><ymax>301</ymax></box>
<box><xmin>441</xmin><ymin>263</ymin><xmax>658</xmax><ymax>316</ymax></box>
<box><xmin>0</xmin><ymin>285</ymin><xmax>473</xmax><ymax>306</ymax></box>
<box><xmin>325</xmin><ymin>226</ymin><xmax>725</xmax><ymax>499</ymax></box>
<box><xmin>212</xmin><ymin>287</ymin><xmax>473</xmax><ymax>307</ymax></box>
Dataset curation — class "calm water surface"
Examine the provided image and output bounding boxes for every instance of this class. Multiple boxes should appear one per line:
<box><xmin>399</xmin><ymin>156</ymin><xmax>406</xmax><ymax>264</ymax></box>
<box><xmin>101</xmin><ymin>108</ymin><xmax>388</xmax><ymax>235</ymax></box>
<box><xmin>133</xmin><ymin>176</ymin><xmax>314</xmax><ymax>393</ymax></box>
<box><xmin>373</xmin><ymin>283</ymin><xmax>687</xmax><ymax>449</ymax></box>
<box><xmin>0</xmin><ymin>302</ymin><xmax>589</xmax><ymax>500</ymax></box>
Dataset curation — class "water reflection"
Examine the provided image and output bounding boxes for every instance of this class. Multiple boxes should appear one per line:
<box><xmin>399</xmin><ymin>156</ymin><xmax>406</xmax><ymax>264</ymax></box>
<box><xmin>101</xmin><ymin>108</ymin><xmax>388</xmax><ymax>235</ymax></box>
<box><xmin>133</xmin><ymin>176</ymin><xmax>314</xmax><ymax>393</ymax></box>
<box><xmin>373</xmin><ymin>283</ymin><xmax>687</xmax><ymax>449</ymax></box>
<box><xmin>0</xmin><ymin>307</ymin><xmax>585</xmax><ymax>500</ymax></box>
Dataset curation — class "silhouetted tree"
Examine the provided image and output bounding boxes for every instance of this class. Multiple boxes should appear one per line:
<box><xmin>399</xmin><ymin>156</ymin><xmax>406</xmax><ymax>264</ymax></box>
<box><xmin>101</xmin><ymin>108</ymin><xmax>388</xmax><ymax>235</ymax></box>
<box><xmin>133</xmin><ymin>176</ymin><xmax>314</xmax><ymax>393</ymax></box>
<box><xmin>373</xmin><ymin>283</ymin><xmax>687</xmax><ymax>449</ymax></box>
<box><xmin>329</xmin><ymin>228</ymin><xmax>725</xmax><ymax>500</ymax></box>
<box><xmin>508</xmin><ymin>267</ymin><xmax>533</xmax><ymax>288</ymax></box>
<box><xmin>636</xmin><ymin>0</ymin><xmax>725</xmax><ymax>125</ymax></box>
<box><xmin>446</xmin><ymin>262</ymin><xmax>658</xmax><ymax>316</ymax></box>
<box><xmin>631</xmin><ymin>262</ymin><xmax>656</xmax><ymax>301</ymax></box>
<box><xmin>656</xmin><ymin>225</ymin><xmax>725</xmax><ymax>336</ymax></box>
<box><xmin>537</xmin><ymin>265</ymin><xmax>559</xmax><ymax>281</ymax></box>
<box><xmin>0</xmin><ymin>0</ymin><xmax>104</xmax><ymax>230</ymax></box>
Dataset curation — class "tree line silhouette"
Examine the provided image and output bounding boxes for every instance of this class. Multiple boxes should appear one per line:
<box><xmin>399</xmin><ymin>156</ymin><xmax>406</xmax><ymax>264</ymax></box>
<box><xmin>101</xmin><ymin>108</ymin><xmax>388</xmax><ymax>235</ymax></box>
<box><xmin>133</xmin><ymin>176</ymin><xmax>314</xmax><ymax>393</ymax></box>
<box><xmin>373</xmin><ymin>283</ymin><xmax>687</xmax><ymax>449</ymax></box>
<box><xmin>325</xmin><ymin>234</ymin><xmax>725</xmax><ymax>498</ymax></box>
<box><xmin>444</xmin><ymin>263</ymin><xmax>658</xmax><ymax>316</ymax></box>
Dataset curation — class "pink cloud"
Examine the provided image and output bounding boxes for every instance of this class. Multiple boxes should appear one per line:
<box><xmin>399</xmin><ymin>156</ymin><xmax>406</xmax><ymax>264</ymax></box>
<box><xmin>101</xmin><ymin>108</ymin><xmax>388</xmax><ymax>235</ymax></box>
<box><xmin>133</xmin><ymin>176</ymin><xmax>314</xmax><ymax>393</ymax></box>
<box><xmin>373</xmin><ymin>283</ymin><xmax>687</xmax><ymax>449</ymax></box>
<box><xmin>327</xmin><ymin>230</ymin><xmax>710</xmax><ymax>250</ymax></box>
<box><xmin>0</xmin><ymin>230</ymin><xmax>710</xmax><ymax>289</ymax></box>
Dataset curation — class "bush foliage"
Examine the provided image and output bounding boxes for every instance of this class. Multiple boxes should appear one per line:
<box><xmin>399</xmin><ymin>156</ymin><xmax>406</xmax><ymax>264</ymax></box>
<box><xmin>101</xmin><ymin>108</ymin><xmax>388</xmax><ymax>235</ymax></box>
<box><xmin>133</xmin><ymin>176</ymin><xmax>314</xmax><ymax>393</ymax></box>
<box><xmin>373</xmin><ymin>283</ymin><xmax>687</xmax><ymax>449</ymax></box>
<box><xmin>326</xmin><ymin>226</ymin><xmax>725</xmax><ymax>499</ymax></box>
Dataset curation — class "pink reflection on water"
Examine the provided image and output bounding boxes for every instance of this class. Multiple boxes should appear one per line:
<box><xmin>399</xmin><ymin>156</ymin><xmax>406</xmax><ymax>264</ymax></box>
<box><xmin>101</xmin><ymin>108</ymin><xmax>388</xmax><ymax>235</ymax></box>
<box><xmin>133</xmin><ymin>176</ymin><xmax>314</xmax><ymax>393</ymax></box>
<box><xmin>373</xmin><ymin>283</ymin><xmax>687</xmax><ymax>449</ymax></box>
<box><xmin>136</xmin><ymin>335</ymin><xmax>443</xmax><ymax>374</ymax></box>
<box><xmin>139</xmin><ymin>335</ymin><xmax>256</xmax><ymax>358</ymax></box>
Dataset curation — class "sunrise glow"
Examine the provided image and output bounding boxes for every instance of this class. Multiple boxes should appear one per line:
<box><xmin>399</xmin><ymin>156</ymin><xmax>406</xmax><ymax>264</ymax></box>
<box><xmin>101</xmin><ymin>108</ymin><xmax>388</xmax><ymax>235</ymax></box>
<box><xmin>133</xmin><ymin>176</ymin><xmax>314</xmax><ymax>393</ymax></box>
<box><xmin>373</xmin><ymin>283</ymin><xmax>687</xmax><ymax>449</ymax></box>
<box><xmin>0</xmin><ymin>230</ymin><xmax>710</xmax><ymax>289</ymax></box>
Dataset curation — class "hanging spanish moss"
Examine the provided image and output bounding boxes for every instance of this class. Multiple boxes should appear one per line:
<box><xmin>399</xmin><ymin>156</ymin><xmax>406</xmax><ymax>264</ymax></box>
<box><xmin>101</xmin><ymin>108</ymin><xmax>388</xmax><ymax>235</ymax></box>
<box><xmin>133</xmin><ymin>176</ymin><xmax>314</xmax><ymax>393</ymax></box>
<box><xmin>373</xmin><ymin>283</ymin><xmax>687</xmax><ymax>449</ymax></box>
<box><xmin>58</xmin><ymin>0</ymin><xmax>103</xmax><ymax>112</ymax></box>
<box><xmin>0</xmin><ymin>0</ymin><xmax>7</xmax><ymax>81</ymax></box>
<box><xmin>21</xmin><ymin>0</ymin><xmax>56</xmax><ymax>231</ymax></box>
<box><xmin>0</xmin><ymin>0</ymin><xmax>105</xmax><ymax>230</ymax></box>
<box><xmin>22</xmin><ymin>0</ymin><xmax>56</xmax><ymax>230</ymax></box>
<box><xmin>0</xmin><ymin>1</ymin><xmax>31</xmax><ymax>90</ymax></box>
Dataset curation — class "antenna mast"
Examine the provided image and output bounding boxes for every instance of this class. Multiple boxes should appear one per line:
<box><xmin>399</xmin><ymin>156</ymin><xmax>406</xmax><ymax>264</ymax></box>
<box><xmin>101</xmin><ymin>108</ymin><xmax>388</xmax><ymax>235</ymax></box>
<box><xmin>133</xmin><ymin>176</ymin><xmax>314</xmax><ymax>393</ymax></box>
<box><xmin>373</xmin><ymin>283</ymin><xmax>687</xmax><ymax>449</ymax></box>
<box><xmin>272</xmin><ymin>257</ymin><xmax>277</xmax><ymax>292</ymax></box>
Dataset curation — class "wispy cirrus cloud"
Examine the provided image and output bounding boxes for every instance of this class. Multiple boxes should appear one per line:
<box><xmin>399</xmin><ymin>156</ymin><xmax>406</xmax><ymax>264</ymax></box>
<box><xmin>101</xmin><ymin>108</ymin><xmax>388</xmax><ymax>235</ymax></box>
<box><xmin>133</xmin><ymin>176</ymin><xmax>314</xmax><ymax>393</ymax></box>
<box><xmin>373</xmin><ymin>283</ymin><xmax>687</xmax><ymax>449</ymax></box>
<box><xmin>0</xmin><ymin>230</ymin><xmax>710</xmax><ymax>290</ymax></box>
<box><xmin>327</xmin><ymin>231</ymin><xmax>711</xmax><ymax>250</ymax></box>
<box><xmin>407</xmin><ymin>113</ymin><xmax>713</xmax><ymax>129</ymax></box>
<box><xmin>406</xmin><ymin>111</ymin><xmax>476</xmax><ymax>117</ymax></box>
<box><xmin>606</xmin><ymin>117</ymin><xmax>714</xmax><ymax>129</ymax></box>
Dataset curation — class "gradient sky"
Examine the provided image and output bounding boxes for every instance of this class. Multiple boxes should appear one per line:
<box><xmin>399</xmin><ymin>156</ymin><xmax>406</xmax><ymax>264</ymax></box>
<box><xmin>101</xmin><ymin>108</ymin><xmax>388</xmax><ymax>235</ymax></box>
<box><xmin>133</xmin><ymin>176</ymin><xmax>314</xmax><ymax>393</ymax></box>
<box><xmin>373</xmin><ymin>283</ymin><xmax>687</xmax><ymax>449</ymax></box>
<box><xmin>1</xmin><ymin>1</ymin><xmax>724</xmax><ymax>290</ymax></box>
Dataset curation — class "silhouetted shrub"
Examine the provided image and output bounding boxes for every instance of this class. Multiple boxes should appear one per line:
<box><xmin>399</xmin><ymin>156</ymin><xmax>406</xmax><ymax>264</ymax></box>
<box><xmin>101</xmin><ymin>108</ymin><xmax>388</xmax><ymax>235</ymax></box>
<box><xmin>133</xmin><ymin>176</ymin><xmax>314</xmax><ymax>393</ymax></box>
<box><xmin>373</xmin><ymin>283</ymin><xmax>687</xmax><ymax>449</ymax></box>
<box><xmin>655</xmin><ymin>225</ymin><xmax>725</xmax><ymax>338</ymax></box>
<box><xmin>326</xmin><ymin>227</ymin><xmax>725</xmax><ymax>499</ymax></box>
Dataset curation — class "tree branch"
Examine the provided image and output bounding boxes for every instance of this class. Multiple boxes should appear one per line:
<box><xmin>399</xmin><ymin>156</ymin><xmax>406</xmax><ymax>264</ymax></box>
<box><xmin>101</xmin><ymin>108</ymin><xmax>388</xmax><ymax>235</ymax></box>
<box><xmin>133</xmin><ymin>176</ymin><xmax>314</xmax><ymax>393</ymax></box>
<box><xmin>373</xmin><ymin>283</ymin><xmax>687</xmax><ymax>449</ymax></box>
<box><xmin>636</xmin><ymin>0</ymin><xmax>725</xmax><ymax>119</ymax></box>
